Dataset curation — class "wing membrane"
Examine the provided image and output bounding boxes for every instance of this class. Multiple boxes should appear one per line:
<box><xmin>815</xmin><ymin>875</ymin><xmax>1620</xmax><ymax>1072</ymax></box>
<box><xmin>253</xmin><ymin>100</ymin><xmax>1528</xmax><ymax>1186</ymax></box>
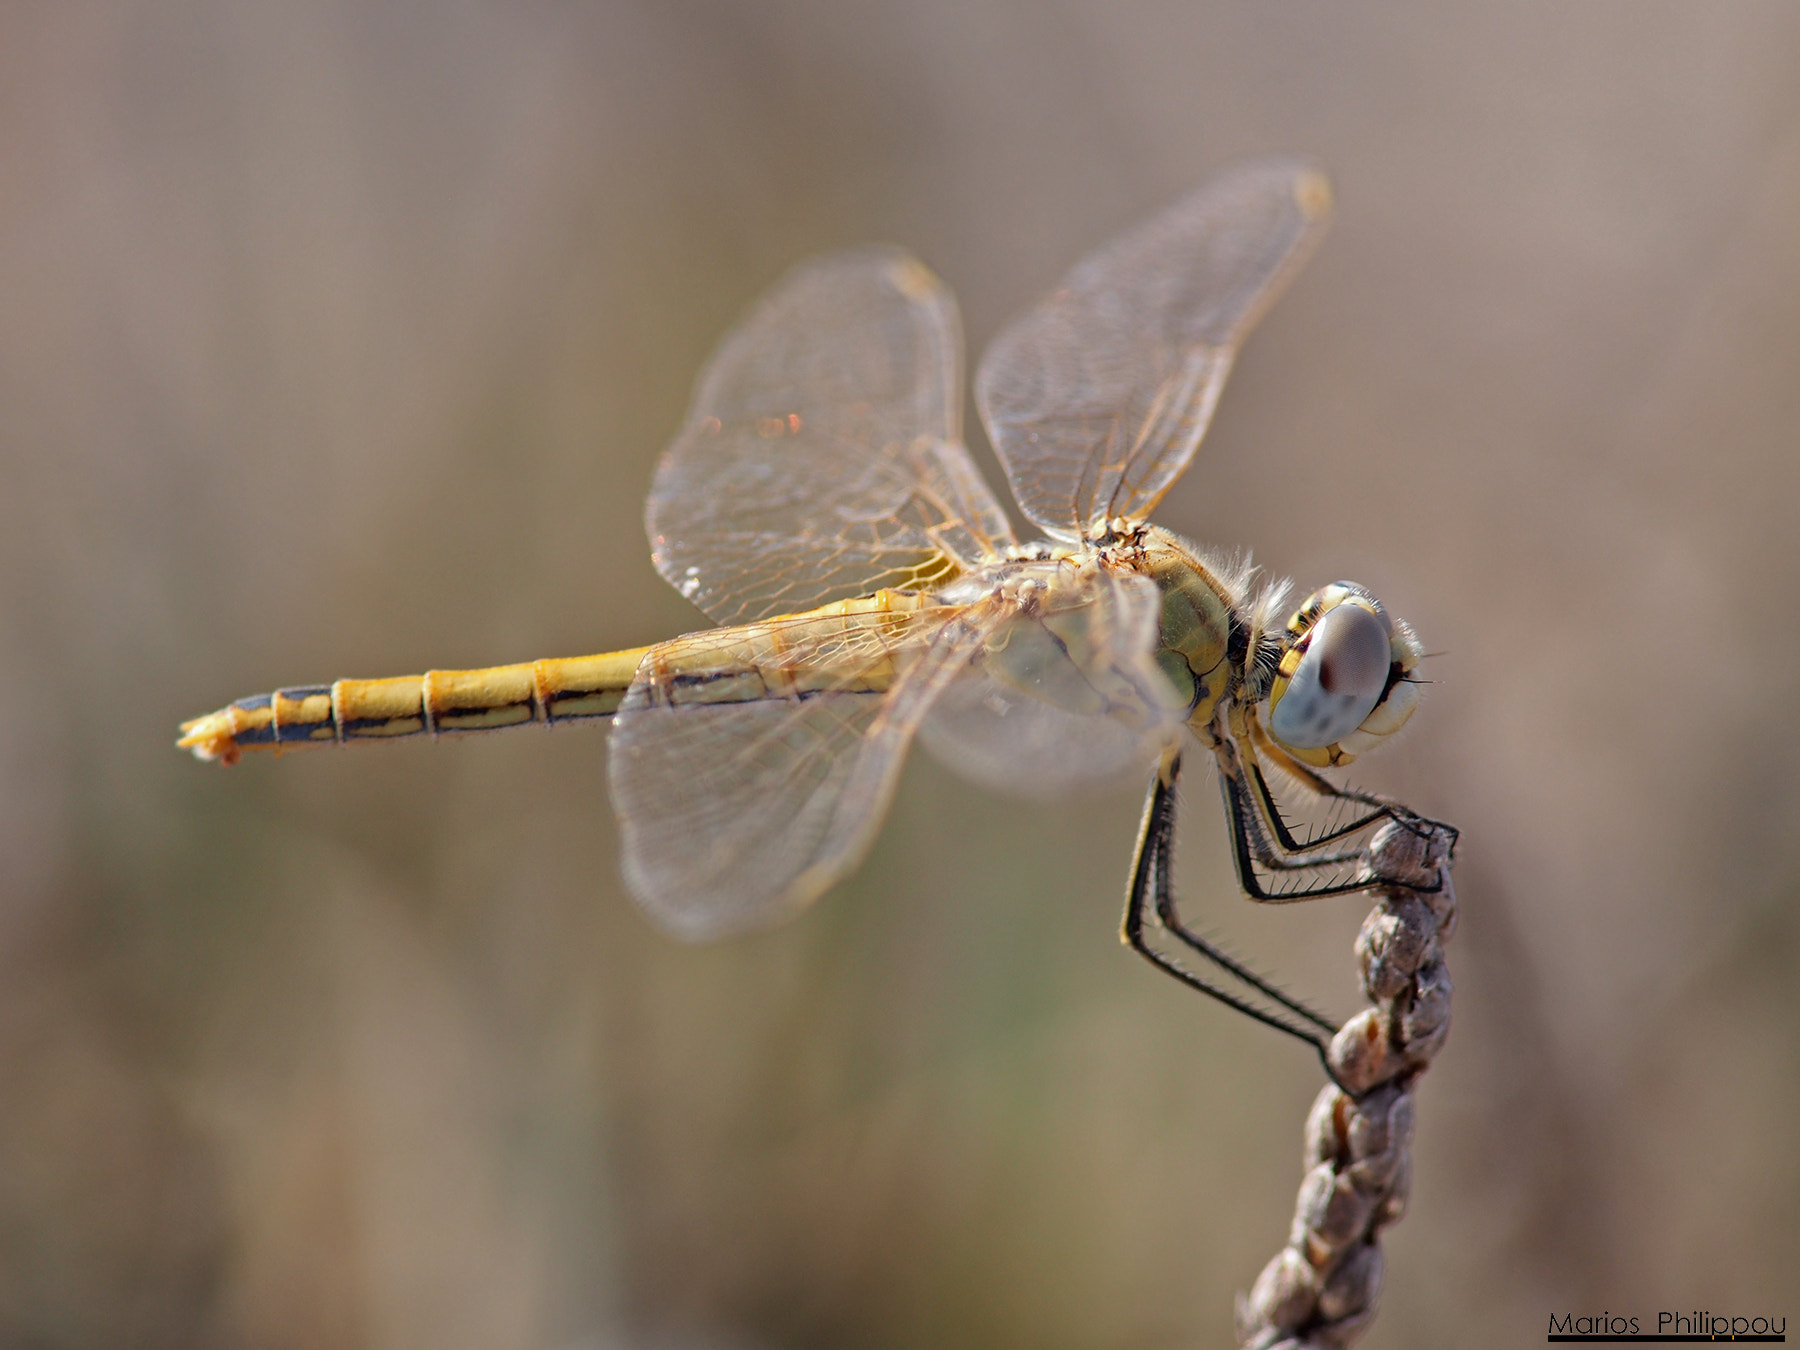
<box><xmin>648</xmin><ymin>247</ymin><xmax>1015</xmax><ymax>626</ymax></box>
<box><xmin>609</xmin><ymin>602</ymin><xmax>996</xmax><ymax>938</ymax></box>
<box><xmin>976</xmin><ymin>158</ymin><xmax>1332</xmax><ymax>538</ymax></box>
<box><xmin>918</xmin><ymin>564</ymin><xmax>1187</xmax><ymax>796</ymax></box>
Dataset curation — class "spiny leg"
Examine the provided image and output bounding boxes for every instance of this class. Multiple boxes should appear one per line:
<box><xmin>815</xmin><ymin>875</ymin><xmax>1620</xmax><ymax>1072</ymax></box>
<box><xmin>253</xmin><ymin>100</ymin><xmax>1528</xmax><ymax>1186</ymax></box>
<box><xmin>1215</xmin><ymin>738</ymin><xmax>1383</xmax><ymax>902</ymax></box>
<box><xmin>1120</xmin><ymin>752</ymin><xmax>1337</xmax><ymax>1057</ymax></box>
<box><xmin>1243</xmin><ymin>715</ymin><xmax>1401</xmax><ymax>853</ymax></box>
<box><xmin>1220</xmin><ymin>771</ymin><xmax>1377</xmax><ymax>902</ymax></box>
<box><xmin>1153</xmin><ymin>780</ymin><xmax>1339</xmax><ymax>1038</ymax></box>
<box><xmin>1216</xmin><ymin>718</ymin><xmax>1458</xmax><ymax>903</ymax></box>
<box><xmin>1242</xmin><ymin>714</ymin><xmax>1459</xmax><ymax>861</ymax></box>
<box><xmin>1214</xmin><ymin>716</ymin><xmax>1453</xmax><ymax>902</ymax></box>
<box><xmin>1232</xmin><ymin>766</ymin><xmax>1453</xmax><ymax>898</ymax></box>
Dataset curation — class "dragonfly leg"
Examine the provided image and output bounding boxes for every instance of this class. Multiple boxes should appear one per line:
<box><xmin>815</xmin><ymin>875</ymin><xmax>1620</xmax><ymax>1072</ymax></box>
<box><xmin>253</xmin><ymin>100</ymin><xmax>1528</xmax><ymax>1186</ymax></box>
<box><xmin>1220</xmin><ymin>770</ymin><xmax>1369</xmax><ymax>899</ymax></box>
<box><xmin>1214</xmin><ymin>720</ymin><xmax>1455</xmax><ymax>903</ymax></box>
<box><xmin>1214</xmin><ymin>741</ymin><xmax>1378</xmax><ymax>903</ymax></box>
<box><xmin>1243</xmin><ymin>715</ymin><xmax>1401</xmax><ymax>851</ymax></box>
<box><xmin>1120</xmin><ymin>751</ymin><xmax>1337</xmax><ymax>1061</ymax></box>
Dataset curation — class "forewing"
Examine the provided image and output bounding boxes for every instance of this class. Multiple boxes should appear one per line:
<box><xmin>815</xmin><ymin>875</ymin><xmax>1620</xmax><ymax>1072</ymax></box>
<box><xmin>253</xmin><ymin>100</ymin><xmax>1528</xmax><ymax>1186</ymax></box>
<box><xmin>609</xmin><ymin>603</ymin><xmax>997</xmax><ymax>939</ymax></box>
<box><xmin>976</xmin><ymin>158</ymin><xmax>1331</xmax><ymax>538</ymax></box>
<box><xmin>919</xmin><ymin>564</ymin><xmax>1187</xmax><ymax>797</ymax></box>
<box><xmin>649</xmin><ymin>247</ymin><xmax>1016</xmax><ymax>626</ymax></box>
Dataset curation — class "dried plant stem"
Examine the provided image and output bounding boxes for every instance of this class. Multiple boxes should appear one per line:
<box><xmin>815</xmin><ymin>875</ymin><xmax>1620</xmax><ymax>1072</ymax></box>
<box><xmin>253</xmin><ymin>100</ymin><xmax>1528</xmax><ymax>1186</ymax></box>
<box><xmin>1236</xmin><ymin>818</ymin><xmax>1459</xmax><ymax>1350</ymax></box>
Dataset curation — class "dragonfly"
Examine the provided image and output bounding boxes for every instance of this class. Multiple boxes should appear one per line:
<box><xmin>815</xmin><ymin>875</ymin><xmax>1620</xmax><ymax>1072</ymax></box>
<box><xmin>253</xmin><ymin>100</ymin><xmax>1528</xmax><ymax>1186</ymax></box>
<box><xmin>180</xmin><ymin>157</ymin><xmax>1452</xmax><ymax>1060</ymax></box>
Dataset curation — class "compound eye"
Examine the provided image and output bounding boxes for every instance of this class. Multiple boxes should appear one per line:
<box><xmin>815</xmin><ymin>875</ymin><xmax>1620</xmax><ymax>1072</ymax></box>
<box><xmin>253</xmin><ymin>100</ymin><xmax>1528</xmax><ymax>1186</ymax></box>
<box><xmin>1268</xmin><ymin>602</ymin><xmax>1392</xmax><ymax>750</ymax></box>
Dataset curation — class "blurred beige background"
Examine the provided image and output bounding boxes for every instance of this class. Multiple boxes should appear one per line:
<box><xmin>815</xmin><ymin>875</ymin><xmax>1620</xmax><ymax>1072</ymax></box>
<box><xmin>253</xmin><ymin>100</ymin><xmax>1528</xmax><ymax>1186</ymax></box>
<box><xmin>3</xmin><ymin>3</ymin><xmax>1797</xmax><ymax>1347</ymax></box>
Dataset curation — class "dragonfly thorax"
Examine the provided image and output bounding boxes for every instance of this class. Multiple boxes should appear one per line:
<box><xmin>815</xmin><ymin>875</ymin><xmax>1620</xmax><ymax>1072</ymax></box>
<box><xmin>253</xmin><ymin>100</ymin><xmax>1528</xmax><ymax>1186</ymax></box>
<box><xmin>1134</xmin><ymin>526</ymin><xmax>1247</xmax><ymax>732</ymax></box>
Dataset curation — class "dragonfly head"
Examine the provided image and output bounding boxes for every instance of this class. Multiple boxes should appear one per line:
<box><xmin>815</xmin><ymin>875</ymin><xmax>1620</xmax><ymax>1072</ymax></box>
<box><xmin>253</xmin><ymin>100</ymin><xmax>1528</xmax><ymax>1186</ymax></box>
<box><xmin>1264</xmin><ymin>582</ymin><xmax>1422</xmax><ymax>767</ymax></box>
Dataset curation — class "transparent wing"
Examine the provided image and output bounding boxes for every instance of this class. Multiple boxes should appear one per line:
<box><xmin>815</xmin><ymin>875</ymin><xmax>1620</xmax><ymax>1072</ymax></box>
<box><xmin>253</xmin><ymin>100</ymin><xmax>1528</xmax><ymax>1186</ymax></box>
<box><xmin>918</xmin><ymin>563</ymin><xmax>1188</xmax><ymax>797</ymax></box>
<box><xmin>648</xmin><ymin>247</ymin><xmax>1016</xmax><ymax>626</ymax></box>
<box><xmin>609</xmin><ymin>602</ymin><xmax>999</xmax><ymax>939</ymax></box>
<box><xmin>976</xmin><ymin>158</ymin><xmax>1332</xmax><ymax>538</ymax></box>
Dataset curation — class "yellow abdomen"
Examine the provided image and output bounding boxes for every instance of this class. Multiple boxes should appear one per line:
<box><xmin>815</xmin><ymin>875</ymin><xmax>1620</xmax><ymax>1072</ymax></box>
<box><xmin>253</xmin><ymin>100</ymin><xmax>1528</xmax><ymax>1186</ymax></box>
<box><xmin>178</xmin><ymin>590</ymin><xmax>935</xmax><ymax>765</ymax></box>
